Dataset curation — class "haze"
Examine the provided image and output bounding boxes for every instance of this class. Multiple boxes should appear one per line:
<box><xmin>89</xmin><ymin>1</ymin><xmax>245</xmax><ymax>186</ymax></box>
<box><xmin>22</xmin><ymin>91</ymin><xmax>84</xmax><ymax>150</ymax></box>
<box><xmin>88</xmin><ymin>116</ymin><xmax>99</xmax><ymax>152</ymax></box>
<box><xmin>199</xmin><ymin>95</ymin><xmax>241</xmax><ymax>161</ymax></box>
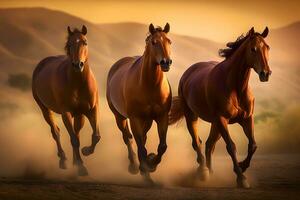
<box><xmin>1</xmin><ymin>0</ymin><xmax>300</xmax><ymax>42</ymax></box>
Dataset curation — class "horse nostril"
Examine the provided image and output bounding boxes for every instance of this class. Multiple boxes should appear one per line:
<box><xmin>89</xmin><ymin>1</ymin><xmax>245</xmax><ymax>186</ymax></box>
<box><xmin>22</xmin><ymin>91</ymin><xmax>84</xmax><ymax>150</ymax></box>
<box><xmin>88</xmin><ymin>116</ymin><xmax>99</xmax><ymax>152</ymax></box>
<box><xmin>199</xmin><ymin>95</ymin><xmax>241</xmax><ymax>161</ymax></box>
<box><xmin>168</xmin><ymin>59</ymin><xmax>172</xmax><ymax>65</ymax></box>
<box><xmin>259</xmin><ymin>71</ymin><xmax>263</xmax><ymax>76</ymax></box>
<box><xmin>269</xmin><ymin>70</ymin><xmax>272</xmax><ymax>75</ymax></box>
<box><xmin>79</xmin><ymin>62</ymin><xmax>84</xmax><ymax>67</ymax></box>
<box><xmin>160</xmin><ymin>59</ymin><xmax>166</xmax><ymax>65</ymax></box>
<box><xmin>260</xmin><ymin>71</ymin><xmax>266</xmax><ymax>78</ymax></box>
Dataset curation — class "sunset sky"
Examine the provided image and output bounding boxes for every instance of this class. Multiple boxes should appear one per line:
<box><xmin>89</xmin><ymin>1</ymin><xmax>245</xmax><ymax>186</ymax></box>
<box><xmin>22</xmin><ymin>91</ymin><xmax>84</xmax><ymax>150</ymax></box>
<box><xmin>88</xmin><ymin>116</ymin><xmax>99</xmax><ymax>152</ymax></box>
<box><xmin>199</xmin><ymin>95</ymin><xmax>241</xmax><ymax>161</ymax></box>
<box><xmin>1</xmin><ymin>0</ymin><xmax>300</xmax><ymax>42</ymax></box>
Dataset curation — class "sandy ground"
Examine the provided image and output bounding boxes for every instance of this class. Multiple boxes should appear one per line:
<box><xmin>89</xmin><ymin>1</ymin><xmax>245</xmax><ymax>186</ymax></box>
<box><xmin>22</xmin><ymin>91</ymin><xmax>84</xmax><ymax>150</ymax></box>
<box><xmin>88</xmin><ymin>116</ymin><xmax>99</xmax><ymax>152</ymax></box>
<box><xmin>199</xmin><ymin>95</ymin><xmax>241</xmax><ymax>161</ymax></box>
<box><xmin>0</xmin><ymin>155</ymin><xmax>299</xmax><ymax>200</ymax></box>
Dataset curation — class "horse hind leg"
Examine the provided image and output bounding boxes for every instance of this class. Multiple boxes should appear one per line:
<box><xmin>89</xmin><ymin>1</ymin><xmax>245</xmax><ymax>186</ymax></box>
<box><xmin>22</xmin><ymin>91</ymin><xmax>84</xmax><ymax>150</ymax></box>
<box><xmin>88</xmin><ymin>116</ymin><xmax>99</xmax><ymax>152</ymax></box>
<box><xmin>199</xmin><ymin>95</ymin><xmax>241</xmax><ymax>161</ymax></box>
<box><xmin>37</xmin><ymin>102</ymin><xmax>67</xmax><ymax>169</ymax></box>
<box><xmin>205</xmin><ymin>123</ymin><xmax>221</xmax><ymax>174</ymax></box>
<box><xmin>115</xmin><ymin>115</ymin><xmax>139</xmax><ymax>175</ymax></box>
<box><xmin>185</xmin><ymin>109</ymin><xmax>209</xmax><ymax>181</ymax></box>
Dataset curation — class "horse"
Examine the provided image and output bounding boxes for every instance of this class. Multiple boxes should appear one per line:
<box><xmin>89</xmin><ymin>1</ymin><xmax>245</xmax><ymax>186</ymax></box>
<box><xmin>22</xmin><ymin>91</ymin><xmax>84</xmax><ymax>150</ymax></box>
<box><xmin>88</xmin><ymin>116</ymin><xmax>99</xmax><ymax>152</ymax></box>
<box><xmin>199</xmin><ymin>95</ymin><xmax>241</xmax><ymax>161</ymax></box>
<box><xmin>32</xmin><ymin>25</ymin><xmax>101</xmax><ymax>176</ymax></box>
<box><xmin>106</xmin><ymin>23</ymin><xmax>172</xmax><ymax>183</ymax></box>
<box><xmin>169</xmin><ymin>27</ymin><xmax>271</xmax><ymax>188</ymax></box>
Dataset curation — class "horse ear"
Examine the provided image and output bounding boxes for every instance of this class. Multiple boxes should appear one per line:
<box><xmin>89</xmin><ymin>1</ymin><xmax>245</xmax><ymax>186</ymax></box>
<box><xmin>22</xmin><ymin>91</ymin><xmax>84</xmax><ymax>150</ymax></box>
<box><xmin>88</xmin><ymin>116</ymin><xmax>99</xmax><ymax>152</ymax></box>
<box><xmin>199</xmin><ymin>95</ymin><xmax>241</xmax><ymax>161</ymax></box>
<box><xmin>163</xmin><ymin>23</ymin><xmax>170</xmax><ymax>33</ymax></box>
<box><xmin>67</xmin><ymin>26</ymin><xmax>73</xmax><ymax>35</ymax></box>
<box><xmin>261</xmin><ymin>26</ymin><xmax>269</xmax><ymax>38</ymax></box>
<box><xmin>82</xmin><ymin>25</ymin><xmax>87</xmax><ymax>35</ymax></box>
<box><xmin>248</xmin><ymin>27</ymin><xmax>255</xmax><ymax>36</ymax></box>
<box><xmin>149</xmin><ymin>23</ymin><xmax>155</xmax><ymax>35</ymax></box>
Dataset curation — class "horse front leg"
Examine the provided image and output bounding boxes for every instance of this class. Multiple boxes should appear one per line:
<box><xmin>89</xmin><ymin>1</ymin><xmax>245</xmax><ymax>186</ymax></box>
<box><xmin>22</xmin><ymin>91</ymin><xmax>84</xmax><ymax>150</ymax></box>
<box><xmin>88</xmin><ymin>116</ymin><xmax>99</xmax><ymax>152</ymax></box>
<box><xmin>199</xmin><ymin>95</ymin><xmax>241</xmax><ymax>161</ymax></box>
<box><xmin>129</xmin><ymin>117</ymin><xmax>153</xmax><ymax>184</ymax></box>
<box><xmin>146</xmin><ymin>113</ymin><xmax>168</xmax><ymax>172</ymax></box>
<box><xmin>82</xmin><ymin>105</ymin><xmax>101</xmax><ymax>156</ymax></box>
<box><xmin>238</xmin><ymin>115</ymin><xmax>257</xmax><ymax>172</ymax></box>
<box><xmin>62</xmin><ymin>112</ymin><xmax>88</xmax><ymax>176</ymax></box>
<box><xmin>215</xmin><ymin>116</ymin><xmax>250</xmax><ymax>188</ymax></box>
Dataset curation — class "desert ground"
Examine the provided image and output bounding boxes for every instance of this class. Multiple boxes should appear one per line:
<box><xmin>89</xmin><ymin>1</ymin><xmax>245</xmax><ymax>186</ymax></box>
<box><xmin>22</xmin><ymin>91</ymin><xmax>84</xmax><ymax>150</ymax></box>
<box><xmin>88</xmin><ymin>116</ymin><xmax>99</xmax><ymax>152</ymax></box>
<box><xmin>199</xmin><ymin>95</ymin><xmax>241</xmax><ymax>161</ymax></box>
<box><xmin>0</xmin><ymin>155</ymin><xmax>299</xmax><ymax>200</ymax></box>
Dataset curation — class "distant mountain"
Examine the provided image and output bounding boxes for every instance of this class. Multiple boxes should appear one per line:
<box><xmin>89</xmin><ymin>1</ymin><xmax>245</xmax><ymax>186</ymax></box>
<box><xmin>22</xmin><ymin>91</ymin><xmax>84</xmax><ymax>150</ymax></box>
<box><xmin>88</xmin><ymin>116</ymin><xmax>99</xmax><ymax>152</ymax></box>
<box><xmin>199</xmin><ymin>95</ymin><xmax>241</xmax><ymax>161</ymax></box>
<box><xmin>0</xmin><ymin>7</ymin><xmax>300</xmax><ymax>154</ymax></box>
<box><xmin>0</xmin><ymin>7</ymin><xmax>221</xmax><ymax>89</ymax></box>
<box><xmin>0</xmin><ymin>7</ymin><xmax>299</xmax><ymax>107</ymax></box>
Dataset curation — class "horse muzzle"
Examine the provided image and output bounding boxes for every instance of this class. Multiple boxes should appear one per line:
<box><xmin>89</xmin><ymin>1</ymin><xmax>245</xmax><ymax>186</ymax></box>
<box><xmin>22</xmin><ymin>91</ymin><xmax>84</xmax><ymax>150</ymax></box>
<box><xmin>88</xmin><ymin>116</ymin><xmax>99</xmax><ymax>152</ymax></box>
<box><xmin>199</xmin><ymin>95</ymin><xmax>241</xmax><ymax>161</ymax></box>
<box><xmin>259</xmin><ymin>70</ymin><xmax>272</xmax><ymax>82</ymax></box>
<box><xmin>160</xmin><ymin>58</ymin><xmax>172</xmax><ymax>72</ymax></box>
<box><xmin>72</xmin><ymin>61</ymin><xmax>84</xmax><ymax>72</ymax></box>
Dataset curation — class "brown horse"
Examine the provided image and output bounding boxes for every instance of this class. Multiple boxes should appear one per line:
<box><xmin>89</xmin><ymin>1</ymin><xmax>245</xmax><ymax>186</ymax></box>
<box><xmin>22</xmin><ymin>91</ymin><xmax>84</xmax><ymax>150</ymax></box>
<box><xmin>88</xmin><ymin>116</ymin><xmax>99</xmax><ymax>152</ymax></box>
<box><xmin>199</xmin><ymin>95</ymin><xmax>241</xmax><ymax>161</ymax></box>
<box><xmin>169</xmin><ymin>27</ymin><xmax>271</xmax><ymax>188</ymax></box>
<box><xmin>106</xmin><ymin>23</ymin><xmax>172</xmax><ymax>183</ymax></box>
<box><xmin>32</xmin><ymin>25</ymin><xmax>101</xmax><ymax>176</ymax></box>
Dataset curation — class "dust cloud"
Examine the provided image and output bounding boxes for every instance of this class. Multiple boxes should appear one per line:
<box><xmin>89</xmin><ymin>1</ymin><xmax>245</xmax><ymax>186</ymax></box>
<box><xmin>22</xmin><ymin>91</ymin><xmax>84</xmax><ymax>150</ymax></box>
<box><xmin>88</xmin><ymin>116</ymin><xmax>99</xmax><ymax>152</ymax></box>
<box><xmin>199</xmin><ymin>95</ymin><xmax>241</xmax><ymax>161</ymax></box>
<box><xmin>0</xmin><ymin>81</ymin><xmax>299</xmax><ymax>187</ymax></box>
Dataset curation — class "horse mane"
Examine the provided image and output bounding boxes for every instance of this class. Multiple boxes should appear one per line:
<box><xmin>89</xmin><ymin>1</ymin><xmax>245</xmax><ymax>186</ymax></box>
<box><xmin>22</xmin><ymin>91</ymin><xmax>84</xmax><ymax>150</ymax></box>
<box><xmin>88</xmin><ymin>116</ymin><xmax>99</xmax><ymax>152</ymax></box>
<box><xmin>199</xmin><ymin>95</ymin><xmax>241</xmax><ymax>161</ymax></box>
<box><xmin>145</xmin><ymin>26</ymin><xmax>163</xmax><ymax>42</ymax></box>
<box><xmin>64</xmin><ymin>28</ymin><xmax>82</xmax><ymax>55</ymax></box>
<box><xmin>219</xmin><ymin>31</ymin><xmax>261</xmax><ymax>59</ymax></box>
<box><xmin>218</xmin><ymin>34</ymin><xmax>248</xmax><ymax>59</ymax></box>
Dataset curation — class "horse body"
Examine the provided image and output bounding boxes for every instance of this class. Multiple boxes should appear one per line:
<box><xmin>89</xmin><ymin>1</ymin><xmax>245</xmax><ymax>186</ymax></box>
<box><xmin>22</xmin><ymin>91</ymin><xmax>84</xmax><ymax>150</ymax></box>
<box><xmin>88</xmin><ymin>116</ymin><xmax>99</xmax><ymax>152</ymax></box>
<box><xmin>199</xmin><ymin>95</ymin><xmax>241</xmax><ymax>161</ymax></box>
<box><xmin>169</xmin><ymin>27</ymin><xmax>271</xmax><ymax>188</ymax></box>
<box><xmin>107</xmin><ymin>23</ymin><xmax>172</xmax><ymax>183</ymax></box>
<box><xmin>32</xmin><ymin>26</ymin><xmax>100</xmax><ymax>176</ymax></box>
<box><xmin>108</xmin><ymin>57</ymin><xmax>171</xmax><ymax>119</ymax></box>
<box><xmin>181</xmin><ymin>59</ymin><xmax>254</xmax><ymax>124</ymax></box>
<box><xmin>33</xmin><ymin>56</ymin><xmax>97</xmax><ymax>114</ymax></box>
<box><xmin>179</xmin><ymin>61</ymin><xmax>218</xmax><ymax>122</ymax></box>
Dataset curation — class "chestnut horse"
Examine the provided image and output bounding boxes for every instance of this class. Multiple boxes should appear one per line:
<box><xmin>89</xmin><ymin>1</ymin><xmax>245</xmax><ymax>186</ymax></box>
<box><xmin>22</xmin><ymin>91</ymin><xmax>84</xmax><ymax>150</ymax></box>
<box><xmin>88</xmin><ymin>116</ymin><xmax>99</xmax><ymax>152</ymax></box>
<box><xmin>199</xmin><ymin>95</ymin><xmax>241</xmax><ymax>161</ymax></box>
<box><xmin>169</xmin><ymin>27</ymin><xmax>271</xmax><ymax>188</ymax></box>
<box><xmin>32</xmin><ymin>26</ymin><xmax>100</xmax><ymax>176</ymax></box>
<box><xmin>106</xmin><ymin>23</ymin><xmax>172</xmax><ymax>183</ymax></box>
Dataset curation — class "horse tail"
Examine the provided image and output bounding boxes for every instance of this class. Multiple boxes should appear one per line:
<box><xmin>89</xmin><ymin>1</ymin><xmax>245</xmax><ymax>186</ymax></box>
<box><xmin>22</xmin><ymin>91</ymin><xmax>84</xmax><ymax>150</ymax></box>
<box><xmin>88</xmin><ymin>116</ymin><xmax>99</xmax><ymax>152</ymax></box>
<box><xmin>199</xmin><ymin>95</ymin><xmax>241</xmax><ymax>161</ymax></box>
<box><xmin>168</xmin><ymin>96</ymin><xmax>185</xmax><ymax>125</ymax></box>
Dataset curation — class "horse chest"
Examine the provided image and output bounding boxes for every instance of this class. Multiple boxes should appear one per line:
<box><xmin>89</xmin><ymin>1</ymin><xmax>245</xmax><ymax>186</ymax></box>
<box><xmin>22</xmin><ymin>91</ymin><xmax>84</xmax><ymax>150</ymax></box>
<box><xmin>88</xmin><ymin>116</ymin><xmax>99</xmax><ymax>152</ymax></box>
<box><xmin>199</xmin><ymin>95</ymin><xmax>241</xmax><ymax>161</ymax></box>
<box><xmin>224</xmin><ymin>94</ymin><xmax>253</xmax><ymax>120</ymax></box>
<box><xmin>128</xmin><ymin>96</ymin><xmax>169</xmax><ymax>118</ymax></box>
<box><xmin>68</xmin><ymin>90</ymin><xmax>93</xmax><ymax>111</ymax></box>
<box><xmin>143</xmin><ymin>103</ymin><xmax>164</xmax><ymax>116</ymax></box>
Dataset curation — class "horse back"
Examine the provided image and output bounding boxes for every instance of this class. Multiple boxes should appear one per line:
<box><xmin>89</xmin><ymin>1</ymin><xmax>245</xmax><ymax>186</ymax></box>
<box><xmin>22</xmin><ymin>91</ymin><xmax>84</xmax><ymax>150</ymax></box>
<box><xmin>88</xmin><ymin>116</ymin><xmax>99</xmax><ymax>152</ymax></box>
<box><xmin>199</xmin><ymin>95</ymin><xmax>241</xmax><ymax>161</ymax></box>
<box><xmin>179</xmin><ymin>61</ymin><xmax>218</xmax><ymax>122</ymax></box>
<box><xmin>33</xmin><ymin>55</ymin><xmax>67</xmax><ymax>79</ymax></box>
<box><xmin>107</xmin><ymin>56</ymin><xmax>139</xmax><ymax>83</ymax></box>
<box><xmin>106</xmin><ymin>56</ymin><xmax>139</xmax><ymax>117</ymax></box>
<box><xmin>32</xmin><ymin>55</ymin><xmax>69</xmax><ymax>113</ymax></box>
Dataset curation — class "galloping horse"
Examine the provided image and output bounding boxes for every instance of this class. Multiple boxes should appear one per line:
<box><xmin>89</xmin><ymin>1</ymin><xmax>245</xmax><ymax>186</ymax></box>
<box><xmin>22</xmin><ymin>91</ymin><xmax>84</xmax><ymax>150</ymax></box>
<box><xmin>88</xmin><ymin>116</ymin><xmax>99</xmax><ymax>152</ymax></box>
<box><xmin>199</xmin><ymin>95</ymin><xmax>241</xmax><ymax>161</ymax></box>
<box><xmin>32</xmin><ymin>26</ymin><xmax>101</xmax><ymax>176</ymax></box>
<box><xmin>106</xmin><ymin>23</ymin><xmax>172</xmax><ymax>183</ymax></box>
<box><xmin>169</xmin><ymin>27</ymin><xmax>271</xmax><ymax>188</ymax></box>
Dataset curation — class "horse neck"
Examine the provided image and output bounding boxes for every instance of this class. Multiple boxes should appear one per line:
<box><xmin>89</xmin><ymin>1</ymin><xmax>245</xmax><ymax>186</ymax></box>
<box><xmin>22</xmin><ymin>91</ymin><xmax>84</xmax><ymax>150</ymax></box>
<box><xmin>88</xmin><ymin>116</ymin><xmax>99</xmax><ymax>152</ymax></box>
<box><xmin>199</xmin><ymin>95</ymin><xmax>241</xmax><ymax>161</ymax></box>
<box><xmin>225</xmin><ymin>45</ymin><xmax>251</xmax><ymax>97</ymax></box>
<box><xmin>140</xmin><ymin>47</ymin><xmax>164</xmax><ymax>87</ymax></box>
<box><xmin>67</xmin><ymin>59</ymin><xmax>91</xmax><ymax>86</ymax></box>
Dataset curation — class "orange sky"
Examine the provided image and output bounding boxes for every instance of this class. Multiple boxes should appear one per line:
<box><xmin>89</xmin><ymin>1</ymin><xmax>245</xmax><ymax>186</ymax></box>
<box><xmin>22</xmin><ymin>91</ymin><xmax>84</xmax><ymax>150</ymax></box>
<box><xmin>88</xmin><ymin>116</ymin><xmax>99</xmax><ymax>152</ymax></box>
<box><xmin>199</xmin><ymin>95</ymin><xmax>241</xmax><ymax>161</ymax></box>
<box><xmin>1</xmin><ymin>0</ymin><xmax>300</xmax><ymax>42</ymax></box>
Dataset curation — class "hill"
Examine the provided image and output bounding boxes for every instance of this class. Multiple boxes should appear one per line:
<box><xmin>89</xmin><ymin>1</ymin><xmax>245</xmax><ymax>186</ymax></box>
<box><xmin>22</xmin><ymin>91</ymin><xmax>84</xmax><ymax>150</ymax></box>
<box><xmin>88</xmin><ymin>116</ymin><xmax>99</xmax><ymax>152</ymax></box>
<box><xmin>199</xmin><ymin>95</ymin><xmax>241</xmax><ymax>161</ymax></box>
<box><xmin>0</xmin><ymin>7</ymin><xmax>299</xmax><ymax>155</ymax></box>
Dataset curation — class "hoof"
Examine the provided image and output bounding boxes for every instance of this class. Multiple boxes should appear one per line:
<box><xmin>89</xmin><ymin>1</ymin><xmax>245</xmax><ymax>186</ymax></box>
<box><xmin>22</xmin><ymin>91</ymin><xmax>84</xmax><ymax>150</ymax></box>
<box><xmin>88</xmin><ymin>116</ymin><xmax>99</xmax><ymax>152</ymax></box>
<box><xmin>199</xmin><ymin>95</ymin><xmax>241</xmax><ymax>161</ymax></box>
<box><xmin>142</xmin><ymin>173</ymin><xmax>155</xmax><ymax>186</ymax></box>
<box><xmin>146</xmin><ymin>153</ymin><xmax>157</xmax><ymax>172</ymax></box>
<box><xmin>128</xmin><ymin>163</ymin><xmax>139</xmax><ymax>175</ymax></box>
<box><xmin>78</xmin><ymin>165</ymin><xmax>89</xmax><ymax>176</ymax></box>
<box><xmin>197</xmin><ymin>166</ymin><xmax>210</xmax><ymax>181</ymax></box>
<box><xmin>81</xmin><ymin>146</ymin><xmax>93</xmax><ymax>156</ymax></box>
<box><xmin>59</xmin><ymin>159</ymin><xmax>67</xmax><ymax>170</ymax></box>
<box><xmin>237</xmin><ymin>176</ymin><xmax>250</xmax><ymax>189</ymax></box>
